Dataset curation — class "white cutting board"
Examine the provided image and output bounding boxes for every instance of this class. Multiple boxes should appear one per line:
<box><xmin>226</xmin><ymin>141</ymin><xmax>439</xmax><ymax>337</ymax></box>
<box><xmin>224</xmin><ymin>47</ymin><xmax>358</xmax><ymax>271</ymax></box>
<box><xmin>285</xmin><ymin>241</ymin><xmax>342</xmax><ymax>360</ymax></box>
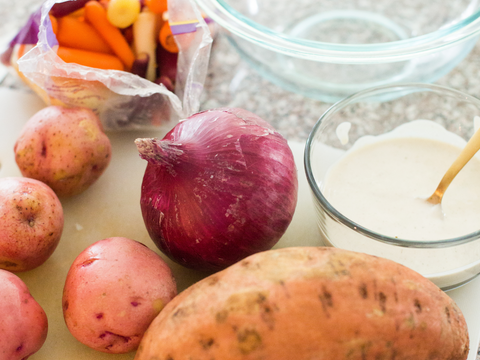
<box><xmin>0</xmin><ymin>87</ymin><xmax>479</xmax><ymax>360</ymax></box>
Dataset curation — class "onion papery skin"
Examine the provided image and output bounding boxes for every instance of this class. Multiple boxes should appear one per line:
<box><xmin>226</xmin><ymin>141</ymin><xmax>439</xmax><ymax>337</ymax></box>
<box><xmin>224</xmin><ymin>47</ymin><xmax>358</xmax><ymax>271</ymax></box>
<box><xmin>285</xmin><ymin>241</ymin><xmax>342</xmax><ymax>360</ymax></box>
<box><xmin>136</xmin><ymin>108</ymin><xmax>298</xmax><ymax>272</ymax></box>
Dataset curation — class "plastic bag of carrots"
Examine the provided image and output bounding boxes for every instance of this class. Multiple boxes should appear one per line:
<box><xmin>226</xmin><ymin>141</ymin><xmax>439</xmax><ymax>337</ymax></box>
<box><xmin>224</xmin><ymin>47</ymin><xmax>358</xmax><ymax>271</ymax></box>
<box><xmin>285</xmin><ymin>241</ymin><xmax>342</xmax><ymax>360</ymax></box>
<box><xmin>1</xmin><ymin>0</ymin><xmax>213</xmax><ymax>131</ymax></box>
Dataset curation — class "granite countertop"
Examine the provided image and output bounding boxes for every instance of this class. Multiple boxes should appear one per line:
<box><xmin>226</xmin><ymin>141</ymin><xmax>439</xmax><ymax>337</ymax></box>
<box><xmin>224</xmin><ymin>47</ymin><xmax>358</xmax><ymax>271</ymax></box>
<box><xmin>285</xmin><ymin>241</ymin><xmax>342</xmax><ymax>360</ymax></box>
<box><xmin>1</xmin><ymin>0</ymin><xmax>480</xmax><ymax>359</ymax></box>
<box><xmin>201</xmin><ymin>33</ymin><xmax>480</xmax><ymax>145</ymax></box>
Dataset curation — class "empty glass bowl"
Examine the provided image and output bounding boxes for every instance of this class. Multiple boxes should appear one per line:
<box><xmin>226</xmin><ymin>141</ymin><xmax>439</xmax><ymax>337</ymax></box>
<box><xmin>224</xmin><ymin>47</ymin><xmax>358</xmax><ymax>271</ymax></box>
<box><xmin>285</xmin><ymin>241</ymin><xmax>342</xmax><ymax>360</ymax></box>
<box><xmin>304</xmin><ymin>83</ymin><xmax>480</xmax><ymax>290</ymax></box>
<box><xmin>195</xmin><ymin>0</ymin><xmax>480</xmax><ymax>102</ymax></box>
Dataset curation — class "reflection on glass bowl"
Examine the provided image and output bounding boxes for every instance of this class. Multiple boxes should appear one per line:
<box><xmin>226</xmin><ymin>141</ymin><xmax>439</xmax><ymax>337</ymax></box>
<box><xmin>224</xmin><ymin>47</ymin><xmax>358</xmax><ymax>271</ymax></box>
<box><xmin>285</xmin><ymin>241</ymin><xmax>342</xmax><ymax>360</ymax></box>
<box><xmin>305</xmin><ymin>83</ymin><xmax>480</xmax><ymax>291</ymax></box>
<box><xmin>195</xmin><ymin>0</ymin><xmax>480</xmax><ymax>102</ymax></box>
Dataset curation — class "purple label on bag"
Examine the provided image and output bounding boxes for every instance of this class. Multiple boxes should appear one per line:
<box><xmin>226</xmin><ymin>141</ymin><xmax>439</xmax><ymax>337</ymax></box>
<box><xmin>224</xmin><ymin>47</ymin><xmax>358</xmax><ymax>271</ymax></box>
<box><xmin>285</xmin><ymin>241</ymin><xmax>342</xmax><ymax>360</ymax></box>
<box><xmin>170</xmin><ymin>20</ymin><xmax>199</xmax><ymax>35</ymax></box>
<box><xmin>10</xmin><ymin>7</ymin><xmax>42</xmax><ymax>46</ymax></box>
<box><xmin>170</xmin><ymin>17</ymin><xmax>213</xmax><ymax>35</ymax></box>
<box><xmin>7</xmin><ymin>4</ymin><xmax>58</xmax><ymax>49</ymax></box>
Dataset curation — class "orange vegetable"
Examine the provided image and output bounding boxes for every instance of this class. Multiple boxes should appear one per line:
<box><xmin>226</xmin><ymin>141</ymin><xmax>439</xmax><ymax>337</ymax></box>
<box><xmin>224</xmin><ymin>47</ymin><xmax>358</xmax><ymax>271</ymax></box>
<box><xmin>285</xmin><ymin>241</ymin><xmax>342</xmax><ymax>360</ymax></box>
<box><xmin>84</xmin><ymin>0</ymin><xmax>135</xmax><ymax>70</ymax></box>
<box><xmin>144</xmin><ymin>0</ymin><xmax>167</xmax><ymax>14</ymax></box>
<box><xmin>154</xmin><ymin>12</ymin><xmax>165</xmax><ymax>34</ymax></box>
<box><xmin>67</xmin><ymin>8</ymin><xmax>86</xmax><ymax>18</ymax></box>
<box><xmin>49</xmin><ymin>15</ymin><xmax>58</xmax><ymax>35</ymax></box>
<box><xmin>56</xmin><ymin>16</ymin><xmax>114</xmax><ymax>54</ymax></box>
<box><xmin>159</xmin><ymin>21</ymin><xmax>178</xmax><ymax>53</ymax></box>
<box><xmin>17</xmin><ymin>44</ymin><xmax>27</xmax><ymax>59</ymax></box>
<box><xmin>136</xmin><ymin>247</ymin><xmax>470</xmax><ymax>360</ymax></box>
<box><xmin>99</xmin><ymin>0</ymin><xmax>110</xmax><ymax>8</ymax></box>
<box><xmin>57</xmin><ymin>46</ymin><xmax>125</xmax><ymax>71</ymax></box>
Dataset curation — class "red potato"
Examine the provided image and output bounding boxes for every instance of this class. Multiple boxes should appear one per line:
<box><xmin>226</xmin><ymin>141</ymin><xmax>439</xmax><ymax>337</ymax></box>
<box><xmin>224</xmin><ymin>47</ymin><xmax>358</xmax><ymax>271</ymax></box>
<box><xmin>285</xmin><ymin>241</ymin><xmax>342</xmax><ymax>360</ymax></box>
<box><xmin>0</xmin><ymin>269</ymin><xmax>48</xmax><ymax>360</ymax></box>
<box><xmin>14</xmin><ymin>105</ymin><xmax>112</xmax><ymax>197</ymax></box>
<box><xmin>62</xmin><ymin>237</ymin><xmax>178</xmax><ymax>354</ymax></box>
<box><xmin>0</xmin><ymin>177</ymin><xmax>64</xmax><ymax>272</ymax></box>
<box><xmin>135</xmin><ymin>247</ymin><xmax>469</xmax><ymax>360</ymax></box>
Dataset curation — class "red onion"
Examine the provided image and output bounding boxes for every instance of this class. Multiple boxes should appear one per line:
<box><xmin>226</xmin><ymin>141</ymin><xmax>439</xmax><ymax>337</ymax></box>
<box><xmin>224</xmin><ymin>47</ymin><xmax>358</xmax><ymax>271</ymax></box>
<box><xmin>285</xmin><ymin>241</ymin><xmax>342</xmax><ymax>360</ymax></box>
<box><xmin>135</xmin><ymin>108</ymin><xmax>298</xmax><ymax>271</ymax></box>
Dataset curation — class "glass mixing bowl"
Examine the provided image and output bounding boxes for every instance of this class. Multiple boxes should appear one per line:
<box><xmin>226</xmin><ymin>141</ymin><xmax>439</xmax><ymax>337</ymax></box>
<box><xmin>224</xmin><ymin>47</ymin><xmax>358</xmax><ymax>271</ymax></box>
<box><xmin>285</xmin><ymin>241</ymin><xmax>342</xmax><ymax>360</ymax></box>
<box><xmin>304</xmin><ymin>83</ymin><xmax>480</xmax><ymax>290</ymax></box>
<box><xmin>195</xmin><ymin>0</ymin><xmax>480</xmax><ymax>102</ymax></box>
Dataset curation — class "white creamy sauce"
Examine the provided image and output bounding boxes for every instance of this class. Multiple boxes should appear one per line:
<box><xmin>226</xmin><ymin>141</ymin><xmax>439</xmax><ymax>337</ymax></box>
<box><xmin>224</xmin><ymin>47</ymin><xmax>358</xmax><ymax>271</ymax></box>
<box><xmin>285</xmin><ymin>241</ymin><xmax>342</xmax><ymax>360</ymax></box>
<box><xmin>323</xmin><ymin>136</ymin><xmax>480</xmax><ymax>240</ymax></box>
<box><xmin>318</xmin><ymin>120</ymin><xmax>480</xmax><ymax>287</ymax></box>
<box><xmin>335</xmin><ymin>121</ymin><xmax>351</xmax><ymax>145</ymax></box>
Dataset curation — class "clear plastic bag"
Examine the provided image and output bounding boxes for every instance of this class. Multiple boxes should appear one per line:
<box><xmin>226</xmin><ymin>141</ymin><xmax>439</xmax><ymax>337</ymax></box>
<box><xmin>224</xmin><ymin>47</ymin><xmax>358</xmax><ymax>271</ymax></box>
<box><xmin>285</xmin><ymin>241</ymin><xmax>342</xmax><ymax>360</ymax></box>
<box><xmin>2</xmin><ymin>0</ymin><xmax>212</xmax><ymax>131</ymax></box>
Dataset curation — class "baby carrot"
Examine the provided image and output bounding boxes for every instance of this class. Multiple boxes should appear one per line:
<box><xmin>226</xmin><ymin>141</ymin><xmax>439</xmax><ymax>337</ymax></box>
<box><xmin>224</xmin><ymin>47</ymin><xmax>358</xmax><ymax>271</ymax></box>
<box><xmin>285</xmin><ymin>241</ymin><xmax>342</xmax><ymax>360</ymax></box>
<box><xmin>49</xmin><ymin>15</ymin><xmax>58</xmax><ymax>35</ymax></box>
<box><xmin>57</xmin><ymin>46</ymin><xmax>125</xmax><ymax>71</ymax></box>
<box><xmin>99</xmin><ymin>0</ymin><xmax>110</xmax><ymax>9</ymax></box>
<box><xmin>67</xmin><ymin>7</ymin><xmax>86</xmax><ymax>18</ymax></box>
<box><xmin>56</xmin><ymin>16</ymin><xmax>114</xmax><ymax>54</ymax></box>
<box><xmin>17</xmin><ymin>44</ymin><xmax>27</xmax><ymax>59</ymax></box>
<box><xmin>84</xmin><ymin>0</ymin><xmax>135</xmax><ymax>70</ymax></box>
<box><xmin>159</xmin><ymin>21</ymin><xmax>178</xmax><ymax>53</ymax></box>
<box><xmin>144</xmin><ymin>0</ymin><xmax>167</xmax><ymax>14</ymax></box>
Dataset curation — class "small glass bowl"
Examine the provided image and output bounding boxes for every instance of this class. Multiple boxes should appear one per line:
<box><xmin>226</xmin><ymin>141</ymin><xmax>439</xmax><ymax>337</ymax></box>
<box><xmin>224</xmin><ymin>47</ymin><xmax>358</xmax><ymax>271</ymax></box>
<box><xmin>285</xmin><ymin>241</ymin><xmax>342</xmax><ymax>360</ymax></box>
<box><xmin>195</xmin><ymin>0</ymin><xmax>480</xmax><ymax>102</ymax></box>
<box><xmin>304</xmin><ymin>83</ymin><xmax>480</xmax><ymax>290</ymax></box>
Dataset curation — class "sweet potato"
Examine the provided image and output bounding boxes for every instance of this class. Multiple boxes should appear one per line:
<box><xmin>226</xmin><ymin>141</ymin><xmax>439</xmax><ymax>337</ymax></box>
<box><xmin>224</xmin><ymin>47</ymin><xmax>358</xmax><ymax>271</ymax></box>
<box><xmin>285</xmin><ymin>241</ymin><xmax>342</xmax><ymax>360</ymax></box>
<box><xmin>135</xmin><ymin>247</ymin><xmax>469</xmax><ymax>360</ymax></box>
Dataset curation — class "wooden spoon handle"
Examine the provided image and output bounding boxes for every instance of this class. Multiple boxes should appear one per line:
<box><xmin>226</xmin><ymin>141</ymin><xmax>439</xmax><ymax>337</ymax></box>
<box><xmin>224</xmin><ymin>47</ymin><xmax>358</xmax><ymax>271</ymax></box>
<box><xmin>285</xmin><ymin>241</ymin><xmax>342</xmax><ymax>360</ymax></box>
<box><xmin>427</xmin><ymin>124</ymin><xmax>480</xmax><ymax>204</ymax></box>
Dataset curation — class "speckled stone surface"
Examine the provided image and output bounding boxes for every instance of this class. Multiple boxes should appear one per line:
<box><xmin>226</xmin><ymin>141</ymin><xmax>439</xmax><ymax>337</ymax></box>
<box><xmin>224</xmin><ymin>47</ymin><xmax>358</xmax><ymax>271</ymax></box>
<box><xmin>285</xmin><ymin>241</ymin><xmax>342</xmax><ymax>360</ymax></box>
<box><xmin>200</xmin><ymin>32</ymin><xmax>480</xmax><ymax>143</ymax></box>
<box><xmin>199</xmin><ymin>33</ymin><xmax>331</xmax><ymax>142</ymax></box>
<box><xmin>1</xmin><ymin>1</ymin><xmax>480</xmax><ymax>358</ymax></box>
